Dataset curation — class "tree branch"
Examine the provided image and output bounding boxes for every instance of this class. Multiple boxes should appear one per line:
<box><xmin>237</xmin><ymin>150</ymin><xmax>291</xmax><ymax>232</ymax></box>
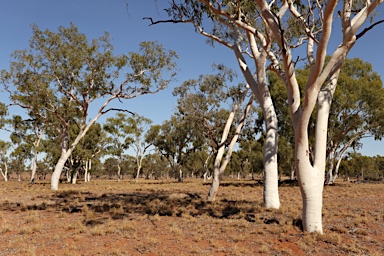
<box><xmin>101</xmin><ymin>108</ymin><xmax>136</xmax><ymax>115</ymax></box>
<box><xmin>143</xmin><ymin>17</ymin><xmax>190</xmax><ymax>26</ymax></box>
<box><xmin>356</xmin><ymin>19</ymin><xmax>384</xmax><ymax>40</ymax></box>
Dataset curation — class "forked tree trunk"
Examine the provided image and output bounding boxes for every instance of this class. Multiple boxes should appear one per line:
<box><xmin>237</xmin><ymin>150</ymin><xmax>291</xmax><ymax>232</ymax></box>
<box><xmin>295</xmin><ymin>75</ymin><xmax>338</xmax><ymax>233</ymax></box>
<box><xmin>207</xmin><ymin>94</ymin><xmax>253</xmax><ymax>201</ymax></box>
<box><xmin>135</xmin><ymin>156</ymin><xmax>143</xmax><ymax>183</ymax></box>
<box><xmin>0</xmin><ymin>165</ymin><xmax>8</xmax><ymax>182</ymax></box>
<box><xmin>71</xmin><ymin>167</ymin><xmax>79</xmax><ymax>184</ymax></box>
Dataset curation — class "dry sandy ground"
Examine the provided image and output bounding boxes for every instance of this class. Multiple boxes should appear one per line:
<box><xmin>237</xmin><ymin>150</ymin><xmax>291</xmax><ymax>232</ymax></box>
<box><xmin>0</xmin><ymin>178</ymin><xmax>383</xmax><ymax>255</ymax></box>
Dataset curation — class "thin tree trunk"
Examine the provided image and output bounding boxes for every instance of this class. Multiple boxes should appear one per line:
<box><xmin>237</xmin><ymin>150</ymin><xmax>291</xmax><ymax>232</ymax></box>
<box><xmin>30</xmin><ymin>149</ymin><xmax>39</xmax><ymax>184</ymax></box>
<box><xmin>290</xmin><ymin>168</ymin><xmax>296</xmax><ymax>180</ymax></box>
<box><xmin>331</xmin><ymin>155</ymin><xmax>344</xmax><ymax>184</ymax></box>
<box><xmin>0</xmin><ymin>165</ymin><xmax>8</xmax><ymax>182</ymax></box>
<box><xmin>325</xmin><ymin>155</ymin><xmax>335</xmax><ymax>185</ymax></box>
<box><xmin>71</xmin><ymin>167</ymin><xmax>79</xmax><ymax>184</ymax></box>
<box><xmin>178</xmin><ymin>168</ymin><xmax>183</xmax><ymax>182</ymax></box>
<box><xmin>51</xmin><ymin>149</ymin><xmax>73</xmax><ymax>190</ymax></box>
<box><xmin>84</xmin><ymin>160</ymin><xmax>89</xmax><ymax>183</ymax></box>
<box><xmin>30</xmin><ymin>127</ymin><xmax>45</xmax><ymax>184</ymax></box>
<box><xmin>117</xmin><ymin>164</ymin><xmax>121</xmax><ymax>182</ymax></box>
<box><xmin>135</xmin><ymin>156</ymin><xmax>143</xmax><ymax>183</ymax></box>
<box><xmin>232</xmin><ymin>40</ymin><xmax>280</xmax><ymax>209</ymax></box>
<box><xmin>135</xmin><ymin>165</ymin><xmax>142</xmax><ymax>182</ymax></box>
<box><xmin>207</xmin><ymin>93</ymin><xmax>253</xmax><ymax>201</ymax></box>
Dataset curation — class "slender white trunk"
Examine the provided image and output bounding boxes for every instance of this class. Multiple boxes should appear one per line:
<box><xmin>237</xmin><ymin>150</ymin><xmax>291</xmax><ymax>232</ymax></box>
<box><xmin>207</xmin><ymin>93</ymin><xmax>253</xmax><ymax>201</ymax></box>
<box><xmin>232</xmin><ymin>41</ymin><xmax>280</xmax><ymax>209</ymax></box>
<box><xmin>135</xmin><ymin>165</ymin><xmax>142</xmax><ymax>182</ymax></box>
<box><xmin>71</xmin><ymin>168</ymin><xmax>78</xmax><ymax>184</ymax></box>
<box><xmin>331</xmin><ymin>156</ymin><xmax>344</xmax><ymax>183</ymax></box>
<box><xmin>178</xmin><ymin>168</ymin><xmax>183</xmax><ymax>182</ymax></box>
<box><xmin>135</xmin><ymin>156</ymin><xmax>143</xmax><ymax>183</ymax></box>
<box><xmin>290</xmin><ymin>168</ymin><xmax>296</xmax><ymax>180</ymax></box>
<box><xmin>260</xmin><ymin>90</ymin><xmax>280</xmax><ymax>208</ymax></box>
<box><xmin>0</xmin><ymin>165</ymin><xmax>8</xmax><ymax>182</ymax></box>
<box><xmin>86</xmin><ymin>159</ymin><xmax>92</xmax><ymax>182</ymax></box>
<box><xmin>30</xmin><ymin>149</ymin><xmax>38</xmax><ymax>184</ymax></box>
<box><xmin>30</xmin><ymin>128</ymin><xmax>44</xmax><ymax>184</ymax></box>
<box><xmin>117</xmin><ymin>164</ymin><xmax>121</xmax><ymax>182</ymax></box>
<box><xmin>51</xmin><ymin>149</ymin><xmax>73</xmax><ymax>190</ymax></box>
<box><xmin>207</xmin><ymin>111</ymin><xmax>235</xmax><ymax>200</ymax></box>
<box><xmin>84</xmin><ymin>160</ymin><xmax>88</xmax><ymax>183</ymax></box>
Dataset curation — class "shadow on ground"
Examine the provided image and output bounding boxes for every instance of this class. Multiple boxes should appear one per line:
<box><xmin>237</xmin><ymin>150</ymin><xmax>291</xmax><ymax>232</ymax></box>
<box><xmin>1</xmin><ymin>187</ymin><xmax>291</xmax><ymax>227</ymax></box>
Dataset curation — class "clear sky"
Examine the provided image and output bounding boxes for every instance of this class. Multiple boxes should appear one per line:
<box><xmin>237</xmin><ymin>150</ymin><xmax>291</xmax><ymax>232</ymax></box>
<box><xmin>0</xmin><ymin>0</ymin><xmax>383</xmax><ymax>156</ymax></box>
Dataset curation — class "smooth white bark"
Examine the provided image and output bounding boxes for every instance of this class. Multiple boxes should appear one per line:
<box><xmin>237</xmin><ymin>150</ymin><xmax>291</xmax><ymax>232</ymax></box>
<box><xmin>51</xmin><ymin>149</ymin><xmax>72</xmax><ymax>190</ymax></box>
<box><xmin>232</xmin><ymin>42</ymin><xmax>280</xmax><ymax>209</ymax></box>
<box><xmin>0</xmin><ymin>166</ymin><xmax>8</xmax><ymax>182</ymax></box>
<box><xmin>207</xmin><ymin>92</ymin><xmax>253</xmax><ymax>201</ymax></box>
<box><xmin>262</xmin><ymin>96</ymin><xmax>280</xmax><ymax>209</ymax></box>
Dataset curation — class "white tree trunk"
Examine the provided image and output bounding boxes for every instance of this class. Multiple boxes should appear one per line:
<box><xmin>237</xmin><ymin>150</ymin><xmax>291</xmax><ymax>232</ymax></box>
<box><xmin>178</xmin><ymin>168</ymin><xmax>183</xmax><ymax>182</ymax></box>
<box><xmin>30</xmin><ymin>128</ymin><xmax>44</xmax><ymax>184</ymax></box>
<box><xmin>51</xmin><ymin>149</ymin><xmax>73</xmax><ymax>190</ymax></box>
<box><xmin>262</xmin><ymin>97</ymin><xmax>280</xmax><ymax>209</ymax></box>
<box><xmin>71</xmin><ymin>168</ymin><xmax>78</xmax><ymax>184</ymax></box>
<box><xmin>207</xmin><ymin>93</ymin><xmax>253</xmax><ymax>201</ymax></box>
<box><xmin>0</xmin><ymin>165</ymin><xmax>8</xmax><ymax>182</ymax></box>
<box><xmin>30</xmin><ymin>149</ymin><xmax>39</xmax><ymax>184</ymax></box>
<box><xmin>232</xmin><ymin>40</ymin><xmax>280</xmax><ymax>209</ymax></box>
<box><xmin>135</xmin><ymin>156</ymin><xmax>143</xmax><ymax>183</ymax></box>
<box><xmin>290</xmin><ymin>168</ymin><xmax>296</xmax><ymax>180</ymax></box>
<box><xmin>84</xmin><ymin>160</ymin><xmax>88</xmax><ymax>183</ymax></box>
<box><xmin>331</xmin><ymin>156</ymin><xmax>345</xmax><ymax>184</ymax></box>
<box><xmin>135</xmin><ymin>165</ymin><xmax>141</xmax><ymax>182</ymax></box>
<box><xmin>117</xmin><ymin>164</ymin><xmax>121</xmax><ymax>182</ymax></box>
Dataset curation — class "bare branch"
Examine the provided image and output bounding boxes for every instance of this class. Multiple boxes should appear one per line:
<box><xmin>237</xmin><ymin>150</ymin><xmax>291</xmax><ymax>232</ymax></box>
<box><xmin>356</xmin><ymin>19</ymin><xmax>384</xmax><ymax>39</ymax></box>
<box><xmin>143</xmin><ymin>17</ymin><xmax>190</xmax><ymax>26</ymax></box>
<box><xmin>101</xmin><ymin>108</ymin><xmax>136</xmax><ymax>115</ymax></box>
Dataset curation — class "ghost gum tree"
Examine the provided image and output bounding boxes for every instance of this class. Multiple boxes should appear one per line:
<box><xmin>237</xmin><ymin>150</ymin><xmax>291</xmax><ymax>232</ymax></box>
<box><xmin>1</xmin><ymin>23</ymin><xmax>178</xmax><ymax>190</ymax></box>
<box><xmin>103</xmin><ymin>113</ymin><xmax>132</xmax><ymax>182</ymax></box>
<box><xmin>172</xmin><ymin>65</ymin><xmax>255</xmax><ymax>200</ymax></box>
<box><xmin>265</xmin><ymin>58</ymin><xmax>384</xmax><ymax>183</ymax></box>
<box><xmin>150</xmin><ymin>0</ymin><xmax>281</xmax><ymax>209</ymax></box>
<box><xmin>324</xmin><ymin>58</ymin><xmax>384</xmax><ymax>184</ymax></box>
<box><xmin>252</xmin><ymin>0</ymin><xmax>384</xmax><ymax>233</ymax></box>
<box><xmin>153</xmin><ymin>0</ymin><xmax>384</xmax><ymax>232</ymax></box>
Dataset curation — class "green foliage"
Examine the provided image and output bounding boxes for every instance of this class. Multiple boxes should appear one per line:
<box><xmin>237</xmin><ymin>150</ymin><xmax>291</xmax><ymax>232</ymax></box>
<box><xmin>1</xmin><ymin>23</ymin><xmax>178</xmax><ymax>177</ymax></box>
<box><xmin>339</xmin><ymin>153</ymin><xmax>383</xmax><ymax>181</ymax></box>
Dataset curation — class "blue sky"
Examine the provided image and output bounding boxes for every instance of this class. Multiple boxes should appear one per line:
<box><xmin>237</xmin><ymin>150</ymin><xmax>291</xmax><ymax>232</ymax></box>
<box><xmin>0</xmin><ymin>0</ymin><xmax>383</xmax><ymax>156</ymax></box>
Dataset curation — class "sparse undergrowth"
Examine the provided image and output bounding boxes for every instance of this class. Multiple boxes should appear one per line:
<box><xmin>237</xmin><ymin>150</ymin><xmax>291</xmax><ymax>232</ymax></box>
<box><xmin>0</xmin><ymin>178</ymin><xmax>383</xmax><ymax>255</ymax></box>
